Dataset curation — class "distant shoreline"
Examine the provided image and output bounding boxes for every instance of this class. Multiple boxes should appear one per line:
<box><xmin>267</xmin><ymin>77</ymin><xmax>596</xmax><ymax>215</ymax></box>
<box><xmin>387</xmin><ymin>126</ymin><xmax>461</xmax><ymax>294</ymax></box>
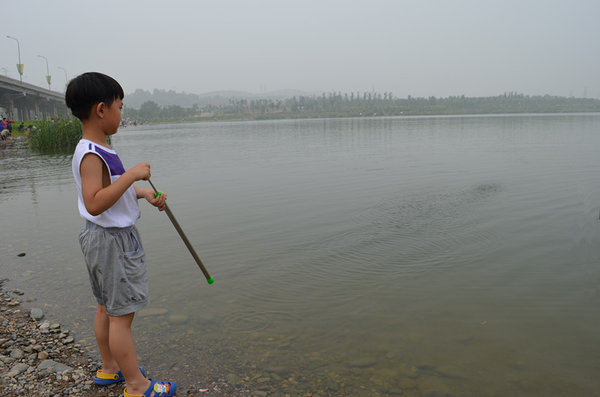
<box><xmin>11</xmin><ymin>107</ymin><xmax>600</xmax><ymax>130</ymax></box>
<box><xmin>122</xmin><ymin>92</ymin><xmax>600</xmax><ymax>124</ymax></box>
<box><xmin>120</xmin><ymin>109</ymin><xmax>600</xmax><ymax>127</ymax></box>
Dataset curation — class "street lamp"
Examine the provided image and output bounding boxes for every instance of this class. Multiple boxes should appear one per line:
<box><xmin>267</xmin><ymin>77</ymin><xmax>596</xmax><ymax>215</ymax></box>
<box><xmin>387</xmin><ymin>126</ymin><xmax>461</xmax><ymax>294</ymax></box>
<box><xmin>37</xmin><ymin>55</ymin><xmax>51</xmax><ymax>90</ymax></box>
<box><xmin>58</xmin><ymin>66</ymin><xmax>68</xmax><ymax>91</ymax></box>
<box><xmin>6</xmin><ymin>35</ymin><xmax>23</xmax><ymax>83</ymax></box>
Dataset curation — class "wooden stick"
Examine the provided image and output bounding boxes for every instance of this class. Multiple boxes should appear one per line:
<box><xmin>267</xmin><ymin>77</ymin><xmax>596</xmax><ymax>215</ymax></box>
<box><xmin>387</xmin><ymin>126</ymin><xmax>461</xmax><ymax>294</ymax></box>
<box><xmin>148</xmin><ymin>179</ymin><xmax>214</xmax><ymax>284</ymax></box>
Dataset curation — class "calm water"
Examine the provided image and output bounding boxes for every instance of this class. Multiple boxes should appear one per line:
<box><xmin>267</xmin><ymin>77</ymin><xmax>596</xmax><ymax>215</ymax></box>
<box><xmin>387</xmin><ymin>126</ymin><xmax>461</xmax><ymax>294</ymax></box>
<box><xmin>2</xmin><ymin>114</ymin><xmax>600</xmax><ymax>396</ymax></box>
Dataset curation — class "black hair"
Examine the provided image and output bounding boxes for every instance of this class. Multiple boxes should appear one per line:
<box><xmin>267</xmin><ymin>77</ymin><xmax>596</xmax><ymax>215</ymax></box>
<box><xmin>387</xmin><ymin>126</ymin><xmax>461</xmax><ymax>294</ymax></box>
<box><xmin>65</xmin><ymin>72</ymin><xmax>124</xmax><ymax>120</ymax></box>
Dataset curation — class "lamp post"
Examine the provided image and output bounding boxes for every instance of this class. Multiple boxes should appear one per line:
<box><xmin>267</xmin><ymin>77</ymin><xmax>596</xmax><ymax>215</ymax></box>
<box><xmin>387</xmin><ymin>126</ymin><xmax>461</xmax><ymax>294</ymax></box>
<box><xmin>58</xmin><ymin>66</ymin><xmax>68</xmax><ymax>92</ymax></box>
<box><xmin>6</xmin><ymin>35</ymin><xmax>23</xmax><ymax>83</ymax></box>
<box><xmin>37</xmin><ymin>55</ymin><xmax>51</xmax><ymax>90</ymax></box>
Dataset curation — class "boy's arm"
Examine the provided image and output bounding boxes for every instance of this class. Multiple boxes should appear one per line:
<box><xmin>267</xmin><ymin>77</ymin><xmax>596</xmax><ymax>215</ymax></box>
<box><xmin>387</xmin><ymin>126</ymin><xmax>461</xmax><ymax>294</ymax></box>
<box><xmin>80</xmin><ymin>153</ymin><xmax>150</xmax><ymax>216</ymax></box>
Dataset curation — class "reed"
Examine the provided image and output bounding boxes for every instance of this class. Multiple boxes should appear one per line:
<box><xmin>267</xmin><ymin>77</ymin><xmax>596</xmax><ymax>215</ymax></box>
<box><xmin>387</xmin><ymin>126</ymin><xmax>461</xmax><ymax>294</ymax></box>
<box><xmin>27</xmin><ymin>119</ymin><xmax>82</xmax><ymax>151</ymax></box>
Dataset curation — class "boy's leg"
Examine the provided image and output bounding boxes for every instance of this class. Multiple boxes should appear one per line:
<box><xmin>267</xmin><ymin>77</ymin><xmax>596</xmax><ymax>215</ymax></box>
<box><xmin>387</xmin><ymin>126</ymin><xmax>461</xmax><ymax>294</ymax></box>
<box><xmin>108</xmin><ymin>312</ymin><xmax>151</xmax><ymax>394</ymax></box>
<box><xmin>94</xmin><ymin>304</ymin><xmax>119</xmax><ymax>374</ymax></box>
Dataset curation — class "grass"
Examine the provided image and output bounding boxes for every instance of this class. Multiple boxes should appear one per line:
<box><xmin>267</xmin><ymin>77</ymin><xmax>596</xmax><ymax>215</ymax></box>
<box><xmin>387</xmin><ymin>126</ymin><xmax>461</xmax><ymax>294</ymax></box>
<box><xmin>26</xmin><ymin>119</ymin><xmax>82</xmax><ymax>151</ymax></box>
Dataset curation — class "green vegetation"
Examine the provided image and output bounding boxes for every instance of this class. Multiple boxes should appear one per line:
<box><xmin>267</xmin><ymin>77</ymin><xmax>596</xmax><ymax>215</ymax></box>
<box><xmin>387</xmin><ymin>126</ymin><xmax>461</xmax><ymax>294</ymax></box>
<box><xmin>125</xmin><ymin>92</ymin><xmax>600</xmax><ymax>123</ymax></box>
<box><xmin>27</xmin><ymin>119</ymin><xmax>82</xmax><ymax>151</ymax></box>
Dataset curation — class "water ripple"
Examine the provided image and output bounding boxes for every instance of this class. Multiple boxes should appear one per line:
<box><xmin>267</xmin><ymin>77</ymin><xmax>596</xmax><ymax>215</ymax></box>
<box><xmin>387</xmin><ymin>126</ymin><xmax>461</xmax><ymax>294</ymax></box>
<box><xmin>294</xmin><ymin>183</ymin><xmax>503</xmax><ymax>283</ymax></box>
<box><xmin>221</xmin><ymin>308</ymin><xmax>301</xmax><ymax>333</ymax></box>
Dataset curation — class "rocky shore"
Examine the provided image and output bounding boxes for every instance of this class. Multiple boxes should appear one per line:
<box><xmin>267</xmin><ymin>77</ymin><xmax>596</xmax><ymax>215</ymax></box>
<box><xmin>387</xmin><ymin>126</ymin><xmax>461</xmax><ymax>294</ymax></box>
<box><xmin>0</xmin><ymin>279</ymin><xmax>252</xmax><ymax>397</ymax></box>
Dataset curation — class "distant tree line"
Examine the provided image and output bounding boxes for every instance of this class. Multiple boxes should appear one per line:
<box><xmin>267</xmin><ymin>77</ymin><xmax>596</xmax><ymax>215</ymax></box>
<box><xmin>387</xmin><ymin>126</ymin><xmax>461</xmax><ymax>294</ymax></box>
<box><xmin>123</xmin><ymin>92</ymin><xmax>600</xmax><ymax>123</ymax></box>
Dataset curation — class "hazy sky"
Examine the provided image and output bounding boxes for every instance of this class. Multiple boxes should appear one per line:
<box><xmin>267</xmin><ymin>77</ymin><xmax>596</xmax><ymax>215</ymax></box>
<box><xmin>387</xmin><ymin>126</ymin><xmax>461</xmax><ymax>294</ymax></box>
<box><xmin>2</xmin><ymin>0</ymin><xmax>598</xmax><ymax>98</ymax></box>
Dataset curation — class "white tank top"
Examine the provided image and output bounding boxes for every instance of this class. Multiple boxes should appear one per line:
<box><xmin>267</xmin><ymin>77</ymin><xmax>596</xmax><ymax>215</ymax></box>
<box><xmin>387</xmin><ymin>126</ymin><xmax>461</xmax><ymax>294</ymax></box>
<box><xmin>72</xmin><ymin>139</ymin><xmax>140</xmax><ymax>228</ymax></box>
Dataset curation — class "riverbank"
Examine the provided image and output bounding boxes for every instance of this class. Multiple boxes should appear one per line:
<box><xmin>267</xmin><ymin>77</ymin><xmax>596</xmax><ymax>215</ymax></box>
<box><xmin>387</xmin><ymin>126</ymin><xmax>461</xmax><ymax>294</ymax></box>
<box><xmin>123</xmin><ymin>91</ymin><xmax>600</xmax><ymax>123</ymax></box>
<box><xmin>0</xmin><ymin>278</ymin><xmax>261</xmax><ymax>397</ymax></box>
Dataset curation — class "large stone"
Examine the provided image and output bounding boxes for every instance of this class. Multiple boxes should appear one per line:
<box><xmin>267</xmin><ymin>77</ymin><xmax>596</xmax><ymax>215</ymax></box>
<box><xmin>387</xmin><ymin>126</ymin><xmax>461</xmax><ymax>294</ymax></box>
<box><xmin>37</xmin><ymin>359</ymin><xmax>73</xmax><ymax>373</ymax></box>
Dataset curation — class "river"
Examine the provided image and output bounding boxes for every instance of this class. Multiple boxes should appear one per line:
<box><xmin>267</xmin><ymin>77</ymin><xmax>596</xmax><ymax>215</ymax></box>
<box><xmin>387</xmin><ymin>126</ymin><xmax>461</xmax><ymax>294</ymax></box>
<box><xmin>1</xmin><ymin>114</ymin><xmax>600</xmax><ymax>396</ymax></box>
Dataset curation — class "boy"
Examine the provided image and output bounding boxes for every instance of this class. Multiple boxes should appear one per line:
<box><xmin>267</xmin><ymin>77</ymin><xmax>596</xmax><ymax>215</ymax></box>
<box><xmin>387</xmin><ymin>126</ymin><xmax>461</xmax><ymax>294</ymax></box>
<box><xmin>67</xmin><ymin>72</ymin><xmax>176</xmax><ymax>397</ymax></box>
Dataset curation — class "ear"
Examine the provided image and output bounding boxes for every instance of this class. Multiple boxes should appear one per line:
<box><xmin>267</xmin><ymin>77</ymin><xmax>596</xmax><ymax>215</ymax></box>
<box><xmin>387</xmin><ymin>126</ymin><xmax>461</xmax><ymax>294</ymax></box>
<box><xmin>95</xmin><ymin>102</ymin><xmax>106</xmax><ymax>119</ymax></box>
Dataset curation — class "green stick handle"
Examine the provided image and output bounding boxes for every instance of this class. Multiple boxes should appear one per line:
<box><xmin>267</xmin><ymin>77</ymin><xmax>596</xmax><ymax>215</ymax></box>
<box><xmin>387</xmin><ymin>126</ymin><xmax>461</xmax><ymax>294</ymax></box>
<box><xmin>148</xmin><ymin>179</ymin><xmax>214</xmax><ymax>284</ymax></box>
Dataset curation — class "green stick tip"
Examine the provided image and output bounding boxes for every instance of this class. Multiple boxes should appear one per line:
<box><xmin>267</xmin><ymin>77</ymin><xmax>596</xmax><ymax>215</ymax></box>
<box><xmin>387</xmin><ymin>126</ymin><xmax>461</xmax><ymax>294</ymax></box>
<box><xmin>207</xmin><ymin>276</ymin><xmax>215</xmax><ymax>284</ymax></box>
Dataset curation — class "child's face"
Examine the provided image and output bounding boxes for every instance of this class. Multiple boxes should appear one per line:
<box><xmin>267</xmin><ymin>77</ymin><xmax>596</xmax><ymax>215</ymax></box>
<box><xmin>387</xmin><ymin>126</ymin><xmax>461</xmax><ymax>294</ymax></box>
<box><xmin>104</xmin><ymin>98</ymin><xmax>123</xmax><ymax>134</ymax></box>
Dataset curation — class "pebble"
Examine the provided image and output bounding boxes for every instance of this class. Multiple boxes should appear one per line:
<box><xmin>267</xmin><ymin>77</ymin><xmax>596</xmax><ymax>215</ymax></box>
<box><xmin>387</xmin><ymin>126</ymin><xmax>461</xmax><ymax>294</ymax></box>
<box><xmin>6</xmin><ymin>362</ymin><xmax>29</xmax><ymax>377</ymax></box>
<box><xmin>10</xmin><ymin>348</ymin><xmax>24</xmax><ymax>359</ymax></box>
<box><xmin>167</xmin><ymin>313</ymin><xmax>189</xmax><ymax>324</ymax></box>
<box><xmin>0</xmin><ymin>278</ymin><xmax>264</xmax><ymax>397</ymax></box>
<box><xmin>30</xmin><ymin>307</ymin><xmax>44</xmax><ymax>321</ymax></box>
<box><xmin>138</xmin><ymin>307</ymin><xmax>168</xmax><ymax>317</ymax></box>
<box><xmin>0</xmin><ymin>279</ymin><xmax>102</xmax><ymax>397</ymax></box>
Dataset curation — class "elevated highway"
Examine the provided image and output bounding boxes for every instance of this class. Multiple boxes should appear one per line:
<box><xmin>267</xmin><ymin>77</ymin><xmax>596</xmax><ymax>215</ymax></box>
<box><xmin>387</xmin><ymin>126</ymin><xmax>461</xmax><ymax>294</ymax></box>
<box><xmin>0</xmin><ymin>75</ymin><xmax>69</xmax><ymax>121</ymax></box>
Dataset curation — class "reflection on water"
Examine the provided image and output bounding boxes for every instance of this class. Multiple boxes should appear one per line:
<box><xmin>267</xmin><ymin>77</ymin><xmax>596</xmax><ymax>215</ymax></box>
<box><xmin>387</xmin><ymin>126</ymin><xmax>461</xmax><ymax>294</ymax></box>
<box><xmin>0</xmin><ymin>138</ymin><xmax>73</xmax><ymax>201</ymax></box>
<box><xmin>2</xmin><ymin>114</ymin><xmax>600</xmax><ymax>395</ymax></box>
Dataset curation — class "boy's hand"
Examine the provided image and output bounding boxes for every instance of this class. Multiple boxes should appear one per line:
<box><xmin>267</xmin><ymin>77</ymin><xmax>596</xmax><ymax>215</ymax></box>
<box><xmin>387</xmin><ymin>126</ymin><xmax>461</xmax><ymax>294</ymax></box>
<box><xmin>145</xmin><ymin>188</ymin><xmax>167</xmax><ymax>211</ymax></box>
<box><xmin>130</xmin><ymin>162</ymin><xmax>151</xmax><ymax>181</ymax></box>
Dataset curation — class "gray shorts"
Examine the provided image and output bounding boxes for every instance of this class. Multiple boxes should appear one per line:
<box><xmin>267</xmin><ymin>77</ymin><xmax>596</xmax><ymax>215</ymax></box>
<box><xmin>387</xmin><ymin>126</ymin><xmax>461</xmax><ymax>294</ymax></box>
<box><xmin>79</xmin><ymin>221</ymin><xmax>149</xmax><ymax>316</ymax></box>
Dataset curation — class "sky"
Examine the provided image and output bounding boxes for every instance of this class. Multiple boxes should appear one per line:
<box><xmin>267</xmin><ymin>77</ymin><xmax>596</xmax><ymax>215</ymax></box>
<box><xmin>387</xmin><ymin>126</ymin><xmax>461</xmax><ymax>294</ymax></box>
<box><xmin>1</xmin><ymin>0</ymin><xmax>599</xmax><ymax>99</ymax></box>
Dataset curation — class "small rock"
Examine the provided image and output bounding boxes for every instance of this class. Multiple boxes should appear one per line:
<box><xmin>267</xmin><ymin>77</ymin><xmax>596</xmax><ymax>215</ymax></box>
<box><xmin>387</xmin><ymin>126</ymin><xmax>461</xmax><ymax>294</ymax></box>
<box><xmin>138</xmin><ymin>307</ymin><xmax>168</xmax><ymax>317</ymax></box>
<box><xmin>7</xmin><ymin>362</ymin><xmax>30</xmax><ymax>377</ymax></box>
<box><xmin>40</xmin><ymin>321</ymin><xmax>51</xmax><ymax>334</ymax></box>
<box><xmin>226</xmin><ymin>373</ymin><xmax>242</xmax><ymax>385</ymax></box>
<box><xmin>347</xmin><ymin>357</ymin><xmax>377</xmax><ymax>368</ymax></box>
<box><xmin>30</xmin><ymin>308</ymin><xmax>44</xmax><ymax>321</ymax></box>
<box><xmin>0</xmin><ymin>355</ymin><xmax>14</xmax><ymax>364</ymax></box>
<box><xmin>168</xmin><ymin>314</ymin><xmax>189</xmax><ymax>324</ymax></box>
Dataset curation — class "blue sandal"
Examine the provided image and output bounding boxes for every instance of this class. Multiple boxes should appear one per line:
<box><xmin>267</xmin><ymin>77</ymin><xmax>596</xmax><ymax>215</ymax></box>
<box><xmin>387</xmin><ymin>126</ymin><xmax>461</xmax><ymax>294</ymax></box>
<box><xmin>93</xmin><ymin>366</ymin><xmax>146</xmax><ymax>385</ymax></box>
<box><xmin>123</xmin><ymin>378</ymin><xmax>177</xmax><ymax>397</ymax></box>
